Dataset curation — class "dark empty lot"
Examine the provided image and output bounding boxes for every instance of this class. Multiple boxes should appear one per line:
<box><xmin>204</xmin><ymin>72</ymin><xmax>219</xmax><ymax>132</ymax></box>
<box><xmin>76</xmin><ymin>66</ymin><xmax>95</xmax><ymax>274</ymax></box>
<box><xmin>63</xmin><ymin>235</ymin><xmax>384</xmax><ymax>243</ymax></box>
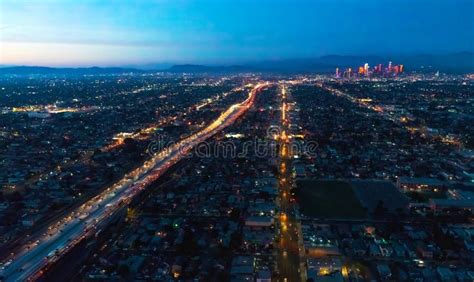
<box><xmin>296</xmin><ymin>180</ymin><xmax>366</xmax><ymax>219</ymax></box>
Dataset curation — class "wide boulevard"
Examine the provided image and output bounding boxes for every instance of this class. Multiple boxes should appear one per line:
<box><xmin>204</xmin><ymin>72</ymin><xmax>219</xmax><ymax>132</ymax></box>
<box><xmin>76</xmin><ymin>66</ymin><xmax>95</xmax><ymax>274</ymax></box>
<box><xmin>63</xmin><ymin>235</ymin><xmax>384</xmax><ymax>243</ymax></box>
<box><xmin>277</xmin><ymin>85</ymin><xmax>305</xmax><ymax>281</ymax></box>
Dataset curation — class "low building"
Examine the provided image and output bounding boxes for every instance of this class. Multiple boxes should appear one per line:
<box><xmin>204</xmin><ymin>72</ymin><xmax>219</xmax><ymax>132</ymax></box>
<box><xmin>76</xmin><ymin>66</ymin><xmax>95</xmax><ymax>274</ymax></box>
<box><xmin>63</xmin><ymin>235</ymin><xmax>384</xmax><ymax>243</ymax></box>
<box><xmin>376</xmin><ymin>264</ymin><xmax>392</xmax><ymax>280</ymax></box>
<box><xmin>256</xmin><ymin>270</ymin><xmax>271</xmax><ymax>282</ymax></box>
<box><xmin>397</xmin><ymin>177</ymin><xmax>444</xmax><ymax>192</ymax></box>
<box><xmin>245</xmin><ymin>216</ymin><xmax>274</xmax><ymax>228</ymax></box>
<box><xmin>429</xmin><ymin>198</ymin><xmax>474</xmax><ymax>212</ymax></box>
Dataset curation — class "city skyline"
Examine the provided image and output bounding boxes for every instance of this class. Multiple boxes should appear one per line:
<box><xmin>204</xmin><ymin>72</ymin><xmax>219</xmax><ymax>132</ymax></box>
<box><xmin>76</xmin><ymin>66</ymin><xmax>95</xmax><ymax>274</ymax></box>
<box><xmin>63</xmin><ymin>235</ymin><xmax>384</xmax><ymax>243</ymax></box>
<box><xmin>1</xmin><ymin>0</ymin><xmax>473</xmax><ymax>67</ymax></box>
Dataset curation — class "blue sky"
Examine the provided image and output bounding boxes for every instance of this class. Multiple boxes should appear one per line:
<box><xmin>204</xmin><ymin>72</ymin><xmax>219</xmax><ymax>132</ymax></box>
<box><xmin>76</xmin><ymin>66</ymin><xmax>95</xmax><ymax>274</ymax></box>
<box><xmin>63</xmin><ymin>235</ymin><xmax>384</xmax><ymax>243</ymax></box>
<box><xmin>1</xmin><ymin>0</ymin><xmax>473</xmax><ymax>66</ymax></box>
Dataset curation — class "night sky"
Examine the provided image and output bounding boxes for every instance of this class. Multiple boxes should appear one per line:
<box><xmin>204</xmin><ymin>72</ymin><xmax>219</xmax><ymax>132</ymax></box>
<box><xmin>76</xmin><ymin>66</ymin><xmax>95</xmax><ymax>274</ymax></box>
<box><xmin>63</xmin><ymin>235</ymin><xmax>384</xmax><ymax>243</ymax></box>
<box><xmin>1</xmin><ymin>0</ymin><xmax>473</xmax><ymax>66</ymax></box>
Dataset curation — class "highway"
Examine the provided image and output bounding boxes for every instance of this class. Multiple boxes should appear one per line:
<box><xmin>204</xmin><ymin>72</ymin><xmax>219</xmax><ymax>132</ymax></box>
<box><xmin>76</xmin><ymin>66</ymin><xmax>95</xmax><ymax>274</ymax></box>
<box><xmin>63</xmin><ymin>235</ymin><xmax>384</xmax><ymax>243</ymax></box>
<box><xmin>0</xmin><ymin>83</ymin><xmax>267</xmax><ymax>281</ymax></box>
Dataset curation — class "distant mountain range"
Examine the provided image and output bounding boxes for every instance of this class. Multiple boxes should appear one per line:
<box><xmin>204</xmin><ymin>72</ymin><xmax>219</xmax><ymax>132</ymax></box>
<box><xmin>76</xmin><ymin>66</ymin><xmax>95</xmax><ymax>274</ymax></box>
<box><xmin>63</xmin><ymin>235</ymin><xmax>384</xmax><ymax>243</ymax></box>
<box><xmin>0</xmin><ymin>66</ymin><xmax>143</xmax><ymax>75</ymax></box>
<box><xmin>166</xmin><ymin>64</ymin><xmax>254</xmax><ymax>73</ymax></box>
<box><xmin>1</xmin><ymin>52</ymin><xmax>473</xmax><ymax>75</ymax></box>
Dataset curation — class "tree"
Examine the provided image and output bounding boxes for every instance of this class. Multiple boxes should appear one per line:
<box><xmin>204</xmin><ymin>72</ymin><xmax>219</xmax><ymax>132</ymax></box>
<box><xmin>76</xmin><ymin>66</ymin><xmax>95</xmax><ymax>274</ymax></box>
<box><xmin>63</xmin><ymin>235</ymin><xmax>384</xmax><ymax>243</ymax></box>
<box><xmin>229</xmin><ymin>231</ymin><xmax>243</xmax><ymax>250</ymax></box>
<box><xmin>230</xmin><ymin>208</ymin><xmax>241</xmax><ymax>222</ymax></box>
<box><xmin>123</xmin><ymin>137</ymin><xmax>137</xmax><ymax>153</ymax></box>
<box><xmin>117</xmin><ymin>264</ymin><xmax>130</xmax><ymax>278</ymax></box>
<box><xmin>178</xmin><ymin>227</ymin><xmax>199</xmax><ymax>255</ymax></box>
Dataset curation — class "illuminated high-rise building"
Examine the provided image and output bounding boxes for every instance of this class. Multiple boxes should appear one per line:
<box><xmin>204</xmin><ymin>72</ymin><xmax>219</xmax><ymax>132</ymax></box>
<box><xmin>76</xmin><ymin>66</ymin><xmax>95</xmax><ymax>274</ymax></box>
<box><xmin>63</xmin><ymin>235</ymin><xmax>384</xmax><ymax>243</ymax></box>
<box><xmin>399</xmin><ymin>64</ymin><xmax>404</xmax><ymax>73</ymax></box>
<box><xmin>393</xmin><ymin>65</ymin><xmax>399</xmax><ymax>75</ymax></box>
<box><xmin>358</xmin><ymin>66</ymin><xmax>364</xmax><ymax>75</ymax></box>
<box><xmin>388</xmin><ymin>61</ymin><xmax>392</xmax><ymax>73</ymax></box>
<box><xmin>364</xmin><ymin>63</ymin><xmax>369</xmax><ymax>76</ymax></box>
<box><xmin>335</xmin><ymin>67</ymin><xmax>340</xmax><ymax>78</ymax></box>
<box><xmin>348</xmin><ymin>68</ymin><xmax>352</xmax><ymax>78</ymax></box>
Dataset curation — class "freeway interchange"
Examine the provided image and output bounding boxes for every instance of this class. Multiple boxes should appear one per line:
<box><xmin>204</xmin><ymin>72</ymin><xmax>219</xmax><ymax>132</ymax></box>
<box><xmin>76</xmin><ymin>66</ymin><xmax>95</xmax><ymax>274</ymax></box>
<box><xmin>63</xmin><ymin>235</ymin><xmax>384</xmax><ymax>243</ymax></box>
<box><xmin>0</xmin><ymin>83</ymin><xmax>267</xmax><ymax>281</ymax></box>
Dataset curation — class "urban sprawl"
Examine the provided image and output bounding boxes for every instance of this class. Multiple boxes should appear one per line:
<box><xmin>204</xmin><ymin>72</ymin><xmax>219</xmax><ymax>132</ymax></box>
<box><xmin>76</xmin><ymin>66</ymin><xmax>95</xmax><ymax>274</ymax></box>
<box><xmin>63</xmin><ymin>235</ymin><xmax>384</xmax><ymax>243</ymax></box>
<box><xmin>0</xmin><ymin>68</ymin><xmax>473</xmax><ymax>281</ymax></box>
